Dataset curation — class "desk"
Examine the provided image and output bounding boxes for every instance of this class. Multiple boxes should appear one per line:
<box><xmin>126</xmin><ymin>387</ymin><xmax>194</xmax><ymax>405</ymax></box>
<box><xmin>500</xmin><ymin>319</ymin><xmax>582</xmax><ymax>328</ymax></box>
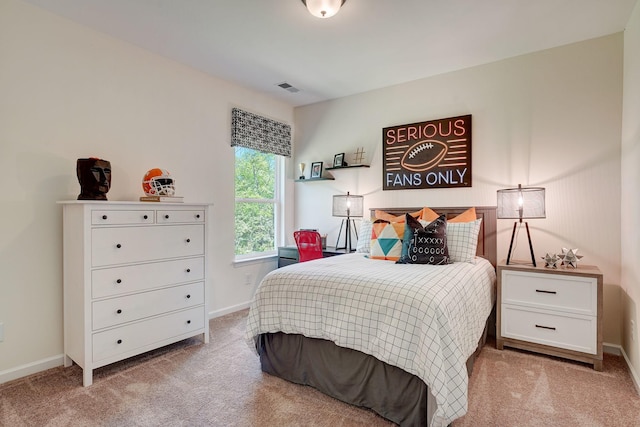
<box><xmin>277</xmin><ymin>245</ymin><xmax>352</xmax><ymax>268</ymax></box>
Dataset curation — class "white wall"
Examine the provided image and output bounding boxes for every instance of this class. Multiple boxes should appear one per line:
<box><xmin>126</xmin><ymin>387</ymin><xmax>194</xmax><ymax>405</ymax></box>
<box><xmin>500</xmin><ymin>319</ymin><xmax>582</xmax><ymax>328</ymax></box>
<box><xmin>293</xmin><ymin>35</ymin><xmax>624</xmax><ymax>346</ymax></box>
<box><xmin>621</xmin><ymin>0</ymin><xmax>640</xmax><ymax>384</ymax></box>
<box><xmin>0</xmin><ymin>0</ymin><xmax>292</xmax><ymax>378</ymax></box>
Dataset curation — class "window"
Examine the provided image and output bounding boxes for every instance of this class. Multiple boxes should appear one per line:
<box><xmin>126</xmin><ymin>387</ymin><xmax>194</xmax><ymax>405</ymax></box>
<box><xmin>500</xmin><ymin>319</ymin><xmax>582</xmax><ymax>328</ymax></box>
<box><xmin>234</xmin><ymin>146</ymin><xmax>283</xmax><ymax>259</ymax></box>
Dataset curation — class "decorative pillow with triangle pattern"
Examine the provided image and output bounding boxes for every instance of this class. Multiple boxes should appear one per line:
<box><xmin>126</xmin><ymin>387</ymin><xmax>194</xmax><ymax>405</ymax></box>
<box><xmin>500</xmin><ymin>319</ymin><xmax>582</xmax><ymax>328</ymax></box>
<box><xmin>370</xmin><ymin>219</ymin><xmax>406</xmax><ymax>261</ymax></box>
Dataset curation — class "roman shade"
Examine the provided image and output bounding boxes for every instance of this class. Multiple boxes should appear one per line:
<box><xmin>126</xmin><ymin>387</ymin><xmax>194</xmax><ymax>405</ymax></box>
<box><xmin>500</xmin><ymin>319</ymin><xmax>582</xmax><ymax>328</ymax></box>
<box><xmin>231</xmin><ymin>108</ymin><xmax>291</xmax><ymax>157</ymax></box>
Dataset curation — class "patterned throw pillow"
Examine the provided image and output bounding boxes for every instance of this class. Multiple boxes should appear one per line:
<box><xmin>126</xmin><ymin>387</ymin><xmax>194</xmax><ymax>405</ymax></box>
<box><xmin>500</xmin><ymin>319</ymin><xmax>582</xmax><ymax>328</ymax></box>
<box><xmin>447</xmin><ymin>218</ymin><xmax>482</xmax><ymax>263</ymax></box>
<box><xmin>356</xmin><ymin>219</ymin><xmax>373</xmax><ymax>253</ymax></box>
<box><xmin>397</xmin><ymin>214</ymin><xmax>451</xmax><ymax>265</ymax></box>
<box><xmin>370</xmin><ymin>220</ymin><xmax>405</xmax><ymax>261</ymax></box>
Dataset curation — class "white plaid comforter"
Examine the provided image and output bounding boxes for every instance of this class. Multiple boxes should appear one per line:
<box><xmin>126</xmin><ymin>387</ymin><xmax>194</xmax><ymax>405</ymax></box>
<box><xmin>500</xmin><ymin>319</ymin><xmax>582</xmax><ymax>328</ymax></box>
<box><xmin>245</xmin><ymin>253</ymin><xmax>496</xmax><ymax>427</ymax></box>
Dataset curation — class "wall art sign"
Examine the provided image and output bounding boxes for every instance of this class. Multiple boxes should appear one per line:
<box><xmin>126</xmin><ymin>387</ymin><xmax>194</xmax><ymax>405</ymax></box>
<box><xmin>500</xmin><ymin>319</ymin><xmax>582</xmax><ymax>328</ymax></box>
<box><xmin>382</xmin><ymin>114</ymin><xmax>472</xmax><ymax>190</ymax></box>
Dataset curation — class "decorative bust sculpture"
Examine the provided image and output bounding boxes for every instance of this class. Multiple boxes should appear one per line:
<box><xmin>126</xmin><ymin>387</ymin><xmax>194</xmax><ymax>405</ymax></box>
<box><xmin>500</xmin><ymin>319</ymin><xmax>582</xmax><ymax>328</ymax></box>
<box><xmin>77</xmin><ymin>158</ymin><xmax>111</xmax><ymax>200</ymax></box>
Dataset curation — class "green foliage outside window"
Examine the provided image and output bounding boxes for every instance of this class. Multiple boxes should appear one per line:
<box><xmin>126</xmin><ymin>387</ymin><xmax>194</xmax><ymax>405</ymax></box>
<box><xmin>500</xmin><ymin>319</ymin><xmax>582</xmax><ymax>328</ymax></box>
<box><xmin>235</xmin><ymin>147</ymin><xmax>277</xmax><ymax>256</ymax></box>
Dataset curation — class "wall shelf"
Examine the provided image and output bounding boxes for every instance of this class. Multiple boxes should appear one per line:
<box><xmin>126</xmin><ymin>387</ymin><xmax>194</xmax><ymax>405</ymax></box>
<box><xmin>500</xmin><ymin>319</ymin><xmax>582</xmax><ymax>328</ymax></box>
<box><xmin>295</xmin><ymin>177</ymin><xmax>335</xmax><ymax>182</ymax></box>
<box><xmin>325</xmin><ymin>164</ymin><xmax>370</xmax><ymax>171</ymax></box>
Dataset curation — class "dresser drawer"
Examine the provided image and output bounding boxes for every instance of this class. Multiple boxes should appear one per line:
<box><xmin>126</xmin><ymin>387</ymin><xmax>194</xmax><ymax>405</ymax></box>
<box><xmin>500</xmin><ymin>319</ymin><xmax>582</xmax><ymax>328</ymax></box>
<box><xmin>92</xmin><ymin>282</ymin><xmax>205</xmax><ymax>330</ymax></box>
<box><xmin>92</xmin><ymin>306</ymin><xmax>205</xmax><ymax>362</ymax></box>
<box><xmin>501</xmin><ymin>305</ymin><xmax>597</xmax><ymax>354</ymax></box>
<box><xmin>501</xmin><ymin>270</ymin><xmax>597</xmax><ymax>316</ymax></box>
<box><xmin>91</xmin><ymin>225</ymin><xmax>204</xmax><ymax>267</ymax></box>
<box><xmin>92</xmin><ymin>210</ymin><xmax>155</xmax><ymax>225</ymax></box>
<box><xmin>156</xmin><ymin>210</ymin><xmax>205</xmax><ymax>224</ymax></box>
<box><xmin>92</xmin><ymin>257</ymin><xmax>204</xmax><ymax>299</ymax></box>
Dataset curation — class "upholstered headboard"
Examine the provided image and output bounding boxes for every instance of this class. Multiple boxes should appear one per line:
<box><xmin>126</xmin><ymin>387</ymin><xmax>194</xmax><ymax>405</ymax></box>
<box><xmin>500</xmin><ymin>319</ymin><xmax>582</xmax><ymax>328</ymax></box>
<box><xmin>369</xmin><ymin>206</ymin><xmax>497</xmax><ymax>268</ymax></box>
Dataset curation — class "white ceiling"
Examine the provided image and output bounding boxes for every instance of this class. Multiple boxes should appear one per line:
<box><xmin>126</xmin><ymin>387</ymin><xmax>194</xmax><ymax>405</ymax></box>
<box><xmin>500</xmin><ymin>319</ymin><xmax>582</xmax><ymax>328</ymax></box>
<box><xmin>22</xmin><ymin>0</ymin><xmax>638</xmax><ymax>107</ymax></box>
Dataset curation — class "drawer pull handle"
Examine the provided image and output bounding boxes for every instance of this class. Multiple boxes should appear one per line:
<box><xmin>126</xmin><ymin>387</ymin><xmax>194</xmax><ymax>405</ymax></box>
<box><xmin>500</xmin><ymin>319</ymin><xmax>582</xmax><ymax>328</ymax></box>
<box><xmin>143</xmin><ymin>215</ymin><xmax>148</xmax><ymax>220</ymax></box>
<box><xmin>187</xmin><ymin>320</ymin><xmax>191</xmax><ymax>324</ymax></box>
<box><xmin>186</xmin><ymin>294</ymin><xmax>191</xmax><ymax>299</ymax></box>
<box><xmin>536</xmin><ymin>289</ymin><xmax>557</xmax><ymax>294</ymax></box>
<box><xmin>116</xmin><ymin>243</ymin><xmax>122</xmax><ymax>249</ymax></box>
<box><xmin>117</xmin><ymin>339</ymin><xmax>122</xmax><ymax>344</ymax></box>
<box><xmin>165</xmin><ymin>214</ymin><xmax>170</xmax><ymax>219</ymax></box>
<box><xmin>186</xmin><ymin>268</ymin><xmax>191</xmax><ymax>273</ymax></box>
<box><xmin>116</xmin><ymin>279</ymin><xmax>122</xmax><ymax>284</ymax></box>
<box><xmin>186</xmin><ymin>238</ymin><xmax>191</xmax><ymax>243</ymax></box>
<box><xmin>116</xmin><ymin>309</ymin><xmax>122</xmax><ymax>314</ymax></box>
<box><xmin>535</xmin><ymin>324</ymin><xmax>556</xmax><ymax>331</ymax></box>
<box><xmin>102</xmin><ymin>215</ymin><xmax>108</xmax><ymax>220</ymax></box>
<box><xmin>196</xmin><ymin>214</ymin><xmax>201</xmax><ymax>219</ymax></box>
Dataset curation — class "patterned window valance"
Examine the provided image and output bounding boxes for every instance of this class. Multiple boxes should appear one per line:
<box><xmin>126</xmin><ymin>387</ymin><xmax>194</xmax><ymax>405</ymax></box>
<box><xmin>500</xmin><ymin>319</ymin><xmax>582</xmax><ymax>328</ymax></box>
<box><xmin>231</xmin><ymin>108</ymin><xmax>291</xmax><ymax>157</ymax></box>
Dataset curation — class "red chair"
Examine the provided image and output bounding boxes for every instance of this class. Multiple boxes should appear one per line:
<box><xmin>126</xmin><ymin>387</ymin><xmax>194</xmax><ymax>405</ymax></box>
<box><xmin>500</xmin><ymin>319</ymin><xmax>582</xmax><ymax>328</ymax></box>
<box><xmin>294</xmin><ymin>230</ymin><xmax>323</xmax><ymax>262</ymax></box>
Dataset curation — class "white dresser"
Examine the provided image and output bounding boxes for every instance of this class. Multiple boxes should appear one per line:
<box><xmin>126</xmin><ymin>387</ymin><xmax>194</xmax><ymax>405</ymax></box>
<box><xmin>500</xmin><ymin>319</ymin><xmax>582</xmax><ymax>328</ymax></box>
<box><xmin>59</xmin><ymin>201</ymin><xmax>211</xmax><ymax>386</ymax></box>
<box><xmin>496</xmin><ymin>261</ymin><xmax>603</xmax><ymax>370</ymax></box>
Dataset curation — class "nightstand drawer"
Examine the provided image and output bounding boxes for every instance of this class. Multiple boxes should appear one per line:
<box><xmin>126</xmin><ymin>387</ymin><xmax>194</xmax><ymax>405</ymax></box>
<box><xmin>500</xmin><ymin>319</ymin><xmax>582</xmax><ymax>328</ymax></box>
<box><xmin>501</xmin><ymin>305</ymin><xmax>597</xmax><ymax>354</ymax></box>
<box><xmin>501</xmin><ymin>270</ymin><xmax>597</xmax><ymax>316</ymax></box>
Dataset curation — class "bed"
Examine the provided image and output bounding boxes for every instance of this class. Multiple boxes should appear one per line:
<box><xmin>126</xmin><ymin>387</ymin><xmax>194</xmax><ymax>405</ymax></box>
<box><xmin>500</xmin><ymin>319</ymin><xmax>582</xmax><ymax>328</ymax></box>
<box><xmin>245</xmin><ymin>206</ymin><xmax>497</xmax><ymax>426</ymax></box>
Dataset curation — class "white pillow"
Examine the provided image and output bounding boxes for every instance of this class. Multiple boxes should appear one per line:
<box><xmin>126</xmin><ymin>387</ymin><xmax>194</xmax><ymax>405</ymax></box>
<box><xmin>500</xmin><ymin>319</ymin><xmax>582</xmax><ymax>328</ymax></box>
<box><xmin>447</xmin><ymin>218</ymin><xmax>482</xmax><ymax>263</ymax></box>
<box><xmin>356</xmin><ymin>219</ymin><xmax>373</xmax><ymax>253</ymax></box>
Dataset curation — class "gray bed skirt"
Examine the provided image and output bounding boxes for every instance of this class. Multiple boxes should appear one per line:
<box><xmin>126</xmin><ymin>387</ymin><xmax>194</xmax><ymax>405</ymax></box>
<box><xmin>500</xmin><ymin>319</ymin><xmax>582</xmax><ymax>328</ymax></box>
<box><xmin>257</xmin><ymin>322</ymin><xmax>488</xmax><ymax>427</ymax></box>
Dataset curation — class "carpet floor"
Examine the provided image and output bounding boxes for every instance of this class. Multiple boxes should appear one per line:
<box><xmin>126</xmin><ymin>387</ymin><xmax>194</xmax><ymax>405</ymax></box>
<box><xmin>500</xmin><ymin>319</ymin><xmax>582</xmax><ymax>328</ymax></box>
<box><xmin>1</xmin><ymin>309</ymin><xmax>639</xmax><ymax>426</ymax></box>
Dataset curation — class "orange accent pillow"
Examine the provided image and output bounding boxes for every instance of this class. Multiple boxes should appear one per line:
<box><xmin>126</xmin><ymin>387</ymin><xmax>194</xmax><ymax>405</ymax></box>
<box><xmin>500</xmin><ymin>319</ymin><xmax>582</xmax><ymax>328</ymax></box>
<box><xmin>419</xmin><ymin>207</ymin><xmax>440</xmax><ymax>222</ymax></box>
<box><xmin>374</xmin><ymin>207</ymin><xmax>439</xmax><ymax>223</ymax></box>
<box><xmin>374</xmin><ymin>209</ymin><xmax>423</xmax><ymax>223</ymax></box>
<box><xmin>448</xmin><ymin>207</ymin><xmax>477</xmax><ymax>223</ymax></box>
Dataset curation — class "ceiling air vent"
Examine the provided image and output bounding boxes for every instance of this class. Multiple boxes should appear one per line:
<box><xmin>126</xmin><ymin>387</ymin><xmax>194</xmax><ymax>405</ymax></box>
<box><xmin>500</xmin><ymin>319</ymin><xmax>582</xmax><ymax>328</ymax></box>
<box><xmin>277</xmin><ymin>82</ymin><xmax>300</xmax><ymax>93</ymax></box>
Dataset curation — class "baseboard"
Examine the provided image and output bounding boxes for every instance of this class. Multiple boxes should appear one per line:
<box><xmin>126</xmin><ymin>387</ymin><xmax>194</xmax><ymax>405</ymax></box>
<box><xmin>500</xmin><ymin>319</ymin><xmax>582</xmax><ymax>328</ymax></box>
<box><xmin>0</xmin><ymin>354</ymin><xmax>64</xmax><ymax>385</ymax></box>
<box><xmin>603</xmin><ymin>342</ymin><xmax>621</xmax><ymax>355</ymax></box>
<box><xmin>605</xmin><ymin>341</ymin><xmax>640</xmax><ymax>396</ymax></box>
<box><xmin>620</xmin><ymin>345</ymin><xmax>640</xmax><ymax>395</ymax></box>
<box><xmin>208</xmin><ymin>301</ymin><xmax>251</xmax><ymax>319</ymax></box>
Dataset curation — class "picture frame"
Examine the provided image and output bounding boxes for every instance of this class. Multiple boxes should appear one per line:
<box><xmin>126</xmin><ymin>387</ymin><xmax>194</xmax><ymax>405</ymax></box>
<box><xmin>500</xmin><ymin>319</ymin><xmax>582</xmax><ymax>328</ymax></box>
<box><xmin>310</xmin><ymin>162</ymin><xmax>323</xmax><ymax>179</ymax></box>
<box><xmin>333</xmin><ymin>153</ymin><xmax>345</xmax><ymax>168</ymax></box>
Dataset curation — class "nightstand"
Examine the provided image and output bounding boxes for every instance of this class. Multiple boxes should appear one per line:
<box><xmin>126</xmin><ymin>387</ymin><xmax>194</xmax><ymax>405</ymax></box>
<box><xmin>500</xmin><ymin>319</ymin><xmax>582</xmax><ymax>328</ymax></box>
<box><xmin>496</xmin><ymin>261</ymin><xmax>603</xmax><ymax>370</ymax></box>
<box><xmin>277</xmin><ymin>245</ymin><xmax>351</xmax><ymax>268</ymax></box>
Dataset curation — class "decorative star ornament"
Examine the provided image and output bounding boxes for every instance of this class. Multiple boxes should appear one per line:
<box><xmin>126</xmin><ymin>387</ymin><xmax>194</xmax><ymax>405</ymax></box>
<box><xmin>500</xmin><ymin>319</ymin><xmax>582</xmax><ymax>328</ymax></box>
<box><xmin>542</xmin><ymin>253</ymin><xmax>562</xmax><ymax>269</ymax></box>
<box><xmin>560</xmin><ymin>247</ymin><xmax>583</xmax><ymax>268</ymax></box>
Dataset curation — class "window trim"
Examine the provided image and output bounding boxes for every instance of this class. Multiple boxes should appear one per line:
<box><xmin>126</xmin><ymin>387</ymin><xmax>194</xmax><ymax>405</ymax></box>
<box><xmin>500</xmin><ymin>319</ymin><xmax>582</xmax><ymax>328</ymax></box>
<box><xmin>233</xmin><ymin>152</ymin><xmax>284</xmax><ymax>262</ymax></box>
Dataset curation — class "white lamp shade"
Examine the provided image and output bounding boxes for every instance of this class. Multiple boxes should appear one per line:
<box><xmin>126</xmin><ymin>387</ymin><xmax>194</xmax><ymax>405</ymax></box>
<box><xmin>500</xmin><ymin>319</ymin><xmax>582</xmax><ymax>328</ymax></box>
<box><xmin>497</xmin><ymin>185</ymin><xmax>546</xmax><ymax>219</ymax></box>
<box><xmin>303</xmin><ymin>0</ymin><xmax>344</xmax><ymax>18</ymax></box>
<box><xmin>332</xmin><ymin>193</ymin><xmax>363</xmax><ymax>218</ymax></box>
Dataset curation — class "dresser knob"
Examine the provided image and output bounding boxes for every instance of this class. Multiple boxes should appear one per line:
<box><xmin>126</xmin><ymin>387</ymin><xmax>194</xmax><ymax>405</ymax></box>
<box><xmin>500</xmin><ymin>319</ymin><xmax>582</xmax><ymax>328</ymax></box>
<box><xmin>186</xmin><ymin>268</ymin><xmax>191</xmax><ymax>273</ymax></box>
<box><xmin>116</xmin><ymin>279</ymin><xmax>122</xmax><ymax>284</ymax></box>
<box><xmin>165</xmin><ymin>214</ymin><xmax>170</xmax><ymax>219</ymax></box>
<box><xmin>102</xmin><ymin>215</ymin><xmax>108</xmax><ymax>220</ymax></box>
<box><xmin>186</xmin><ymin>294</ymin><xmax>191</xmax><ymax>299</ymax></box>
<box><xmin>186</xmin><ymin>238</ymin><xmax>191</xmax><ymax>243</ymax></box>
<box><xmin>187</xmin><ymin>320</ymin><xmax>191</xmax><ymax>324</ymax></box>
<box><xmin>116</xmin><ymin>309</ymin><xmax>122</xmax><ymax>314</ymax></box>
<box><xmin>196</xmin><ymin>214</ymin><xmax>200</xmax><ymax>219</ymax></box>
<box><xmin>116</xmin><ymin>244</ymin><xmax>122</xmax><ymax>249</ymax></box>
<box><xmin>143</xmin><ymin>215</ymin><xmax>148</xmax><ymax>220</ymax></box>
<box><xmin>117</xmin><ymin>339</ymin><xmax>122</xmax><ymax>344</ymax></box>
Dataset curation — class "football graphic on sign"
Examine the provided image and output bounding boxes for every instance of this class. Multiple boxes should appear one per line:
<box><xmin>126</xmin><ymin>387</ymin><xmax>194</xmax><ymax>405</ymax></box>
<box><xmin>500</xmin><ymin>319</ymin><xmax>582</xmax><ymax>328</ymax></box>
<box><xmin>400</xmin><ymin>140</ymin><xmax>448</xmax><ymax>172</ymax></box>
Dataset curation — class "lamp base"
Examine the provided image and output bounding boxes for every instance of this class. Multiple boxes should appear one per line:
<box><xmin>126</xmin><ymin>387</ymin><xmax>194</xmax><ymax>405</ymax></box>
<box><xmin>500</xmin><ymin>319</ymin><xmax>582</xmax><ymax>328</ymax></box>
<box><xmin>335</xmin><ymin>218</ymin><xmax>358</xmax><ymax>252</ymax></box>
<box><xmin>506</xmin><ymin>221</ymin><xmax>537</xmax><ymax>267</ymax></box>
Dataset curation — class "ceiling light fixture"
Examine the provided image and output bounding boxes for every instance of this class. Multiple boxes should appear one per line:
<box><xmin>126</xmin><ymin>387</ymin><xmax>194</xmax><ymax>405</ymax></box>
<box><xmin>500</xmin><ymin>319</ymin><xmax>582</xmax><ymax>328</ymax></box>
<box><xmin>301</xmin><ymin>0</ymin><xmax>346</xmax><ymax>19</ymax></box>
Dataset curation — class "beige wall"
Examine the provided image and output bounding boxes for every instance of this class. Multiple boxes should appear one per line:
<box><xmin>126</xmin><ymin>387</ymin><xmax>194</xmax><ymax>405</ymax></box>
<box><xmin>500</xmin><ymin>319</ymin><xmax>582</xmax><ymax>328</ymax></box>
<box><xmin>293</xmin><ymin>35</ymin><xmax>624</xmax><ymax>349</ymax></box>
<box><xmin>621</xmin><ymin>0</ymin><xmax>640</xmax><ymax>387</ymax></box>
<box><xmin>0</xmin><ymin>0</ymin><xmax>292</xmax><ymax>379</ymax></box>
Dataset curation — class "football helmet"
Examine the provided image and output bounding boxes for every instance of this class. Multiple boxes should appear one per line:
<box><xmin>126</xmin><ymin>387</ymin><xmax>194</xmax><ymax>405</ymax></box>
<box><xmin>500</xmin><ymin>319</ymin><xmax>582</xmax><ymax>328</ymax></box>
<box><xmin>142</xmin><ymin>168</ymin><xmax>175</xmax><ymax>196</ymax></box>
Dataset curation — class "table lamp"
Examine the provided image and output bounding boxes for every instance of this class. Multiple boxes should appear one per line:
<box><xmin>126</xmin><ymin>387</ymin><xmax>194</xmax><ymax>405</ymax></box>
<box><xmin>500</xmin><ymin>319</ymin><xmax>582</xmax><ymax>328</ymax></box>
<box><xmin>332</xmin><ymin>191</ymin><xmax>363</xmax><ymax>252</ymax></box>
<box><xmin>497</xmin><ymin>184</ymin><xmax>546</xmax><ymax>266</ymax></box>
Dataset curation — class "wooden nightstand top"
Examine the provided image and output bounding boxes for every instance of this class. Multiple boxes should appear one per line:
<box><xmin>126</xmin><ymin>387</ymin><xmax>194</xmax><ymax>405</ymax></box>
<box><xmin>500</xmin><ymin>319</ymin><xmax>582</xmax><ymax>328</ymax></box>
<box><xmin>498</xmin><ymin>260</ymin><xmax>602</xmax><ymax>279</ymax></box>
